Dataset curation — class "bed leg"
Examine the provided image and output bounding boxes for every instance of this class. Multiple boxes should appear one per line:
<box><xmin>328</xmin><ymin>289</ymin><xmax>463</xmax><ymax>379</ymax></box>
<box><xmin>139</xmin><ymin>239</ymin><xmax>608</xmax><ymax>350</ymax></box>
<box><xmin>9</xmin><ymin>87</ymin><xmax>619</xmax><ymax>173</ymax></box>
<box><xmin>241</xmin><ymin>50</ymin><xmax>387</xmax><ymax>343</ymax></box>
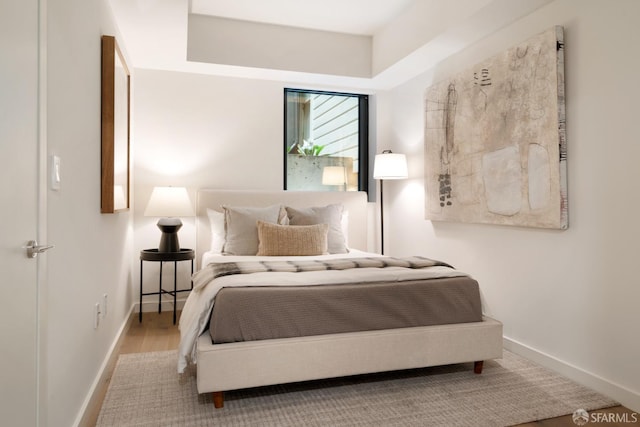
<box><xmin>473</xmin><ymin>361</ymin><xmax>484</xmax><ymax>374</ymax></box>
<box><xmin>213</xmin><ymin>391</ymin><xmax>224</xmax><ymax>408</ymax></box>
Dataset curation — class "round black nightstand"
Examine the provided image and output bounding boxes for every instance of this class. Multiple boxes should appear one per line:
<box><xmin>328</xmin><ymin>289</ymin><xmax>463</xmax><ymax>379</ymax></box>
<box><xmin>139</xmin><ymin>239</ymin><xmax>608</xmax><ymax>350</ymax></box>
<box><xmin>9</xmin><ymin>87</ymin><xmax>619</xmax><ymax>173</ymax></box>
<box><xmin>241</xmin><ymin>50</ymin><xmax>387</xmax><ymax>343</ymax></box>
<box><xmin>139</xmin><ymin>248</ymin><xmax>195</xmax><ymax>324</ymax></box>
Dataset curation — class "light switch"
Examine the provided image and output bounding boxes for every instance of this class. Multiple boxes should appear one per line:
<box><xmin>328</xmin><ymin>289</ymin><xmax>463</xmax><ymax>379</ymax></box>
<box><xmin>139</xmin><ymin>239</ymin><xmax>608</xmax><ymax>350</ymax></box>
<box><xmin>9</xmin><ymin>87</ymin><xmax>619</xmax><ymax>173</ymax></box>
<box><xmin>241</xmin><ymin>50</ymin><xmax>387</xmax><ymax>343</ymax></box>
<box><xmin>50</xmin><ymin>155</ymin><xmax>61</xmax><ymax>190</ymax></box>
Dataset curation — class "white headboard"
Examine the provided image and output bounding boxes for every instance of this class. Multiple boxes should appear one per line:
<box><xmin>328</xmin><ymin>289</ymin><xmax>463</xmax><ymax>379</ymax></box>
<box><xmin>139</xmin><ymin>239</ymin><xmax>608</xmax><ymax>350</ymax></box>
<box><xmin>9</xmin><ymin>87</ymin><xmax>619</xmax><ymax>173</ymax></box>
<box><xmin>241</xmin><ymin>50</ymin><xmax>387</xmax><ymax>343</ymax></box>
<box><xmin>196</xmin><ymin>189</ymin><xmax>369</xmax><ymax>266</ymax></box>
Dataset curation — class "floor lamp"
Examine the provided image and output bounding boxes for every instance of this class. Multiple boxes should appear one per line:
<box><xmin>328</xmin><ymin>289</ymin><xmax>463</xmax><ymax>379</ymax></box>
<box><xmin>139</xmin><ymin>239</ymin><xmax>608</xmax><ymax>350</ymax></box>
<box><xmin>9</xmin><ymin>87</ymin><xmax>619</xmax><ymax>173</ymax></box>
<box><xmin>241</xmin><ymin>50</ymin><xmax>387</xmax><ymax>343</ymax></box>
<box><xmin>373</xmin><ymin>150</ymin><xmax>408</xmax><ymax>255</ymax></box>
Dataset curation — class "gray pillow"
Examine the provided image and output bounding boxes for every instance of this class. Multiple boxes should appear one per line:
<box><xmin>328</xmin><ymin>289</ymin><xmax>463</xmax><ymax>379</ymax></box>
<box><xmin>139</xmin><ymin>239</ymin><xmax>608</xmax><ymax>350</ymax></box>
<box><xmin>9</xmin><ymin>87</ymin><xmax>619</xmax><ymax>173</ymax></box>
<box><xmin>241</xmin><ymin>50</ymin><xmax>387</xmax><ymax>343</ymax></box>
<box><xmin>285</xmin><ymin>204</ymin><xmax>348</xmax><ymax>254</ymax></box>
<box><xmin>223</xmin><ymin>205</ymin><xmax>286</xmax><ymax>255</ymax></box>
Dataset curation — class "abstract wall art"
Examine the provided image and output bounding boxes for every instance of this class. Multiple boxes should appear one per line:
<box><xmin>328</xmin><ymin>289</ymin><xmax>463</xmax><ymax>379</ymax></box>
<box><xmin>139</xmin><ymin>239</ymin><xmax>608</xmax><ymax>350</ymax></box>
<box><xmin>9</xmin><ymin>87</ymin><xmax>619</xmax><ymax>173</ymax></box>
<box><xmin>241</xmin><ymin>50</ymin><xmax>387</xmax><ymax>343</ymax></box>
<box><xmin>424</xmin><ymin>26</ymin><xmax>567</xmax><ymax>229</ymax></box>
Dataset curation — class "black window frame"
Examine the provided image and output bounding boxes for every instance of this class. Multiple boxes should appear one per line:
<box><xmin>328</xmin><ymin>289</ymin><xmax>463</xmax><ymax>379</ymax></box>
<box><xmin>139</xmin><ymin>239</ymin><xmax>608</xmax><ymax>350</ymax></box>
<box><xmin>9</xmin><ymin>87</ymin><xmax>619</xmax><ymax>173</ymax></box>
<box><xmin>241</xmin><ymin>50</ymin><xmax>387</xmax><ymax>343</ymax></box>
<box><xmin>283</xmin><ymin>88</ymin><xmax>369</xmax><ymax>194</ymax></box>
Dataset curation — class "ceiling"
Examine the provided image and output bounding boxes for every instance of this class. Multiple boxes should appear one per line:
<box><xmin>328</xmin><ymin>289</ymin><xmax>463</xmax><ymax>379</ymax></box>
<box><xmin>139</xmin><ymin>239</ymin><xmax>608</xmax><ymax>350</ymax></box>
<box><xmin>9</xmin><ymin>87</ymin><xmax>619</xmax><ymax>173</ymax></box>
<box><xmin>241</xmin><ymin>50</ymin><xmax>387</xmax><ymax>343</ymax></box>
<box><xmin>189</xmin><ymin>0</ymin><xmax>414</xmax><ymax>35</ymax></box>
<box><xmin>108</xmin><ymin>0</ymin><xmax>416</xmax><ymax>89</ymax></box>
<box><xmin>108</xmin><ymin>0</ymin><xmax>554</xmax><ymax>90</ymax></box>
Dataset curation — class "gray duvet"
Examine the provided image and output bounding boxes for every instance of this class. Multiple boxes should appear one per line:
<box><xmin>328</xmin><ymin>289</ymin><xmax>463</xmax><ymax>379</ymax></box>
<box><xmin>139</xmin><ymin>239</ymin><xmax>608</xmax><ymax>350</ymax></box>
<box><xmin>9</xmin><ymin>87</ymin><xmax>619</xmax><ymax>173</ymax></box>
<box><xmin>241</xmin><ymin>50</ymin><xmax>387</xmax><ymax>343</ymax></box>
<box><xmin>209</xmin><ymin>276</ymin><xmax>482</xmax><ymax>343</ymax></box>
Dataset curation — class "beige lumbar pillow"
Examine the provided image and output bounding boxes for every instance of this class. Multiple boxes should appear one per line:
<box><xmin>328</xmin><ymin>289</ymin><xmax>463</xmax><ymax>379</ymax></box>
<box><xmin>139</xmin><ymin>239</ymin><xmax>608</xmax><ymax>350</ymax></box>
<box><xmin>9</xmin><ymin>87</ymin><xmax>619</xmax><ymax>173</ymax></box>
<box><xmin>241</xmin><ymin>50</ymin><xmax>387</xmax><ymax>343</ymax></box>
<box><xmin>256</xmin><ymin>221</ymin><xmax>329</xmax><ymax>256</ymax></box>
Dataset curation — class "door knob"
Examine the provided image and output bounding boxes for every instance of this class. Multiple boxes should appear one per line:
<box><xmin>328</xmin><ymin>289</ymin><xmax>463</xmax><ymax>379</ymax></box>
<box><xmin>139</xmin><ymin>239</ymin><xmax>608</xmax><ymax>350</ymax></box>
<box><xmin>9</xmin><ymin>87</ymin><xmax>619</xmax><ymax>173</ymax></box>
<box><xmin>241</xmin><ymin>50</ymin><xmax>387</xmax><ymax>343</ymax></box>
<box><xmin>25</xmin><ymin>240</ymin><xmax>54</xmax><ymax>258</ymax></box>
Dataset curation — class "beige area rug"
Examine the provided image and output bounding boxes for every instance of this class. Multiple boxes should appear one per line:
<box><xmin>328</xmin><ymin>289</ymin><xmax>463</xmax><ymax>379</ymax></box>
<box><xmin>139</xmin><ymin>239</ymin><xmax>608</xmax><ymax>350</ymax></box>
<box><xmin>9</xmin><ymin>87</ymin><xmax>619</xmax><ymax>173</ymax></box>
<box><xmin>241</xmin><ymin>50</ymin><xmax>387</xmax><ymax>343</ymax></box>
<box><xmin>97</xmin><ymin>350</ymin><xmax>616</xmax><ymax>427</ymax></box>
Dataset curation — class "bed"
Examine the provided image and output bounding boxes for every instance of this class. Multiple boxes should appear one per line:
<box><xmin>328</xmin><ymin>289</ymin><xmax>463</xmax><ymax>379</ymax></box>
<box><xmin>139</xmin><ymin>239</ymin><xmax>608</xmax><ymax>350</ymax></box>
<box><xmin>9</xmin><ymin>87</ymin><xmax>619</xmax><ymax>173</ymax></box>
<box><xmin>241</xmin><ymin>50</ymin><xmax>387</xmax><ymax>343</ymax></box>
<box><xmin>179</xmin><ymin>189</ymin><xmax>503</xmax><ymax>409</ymax></box>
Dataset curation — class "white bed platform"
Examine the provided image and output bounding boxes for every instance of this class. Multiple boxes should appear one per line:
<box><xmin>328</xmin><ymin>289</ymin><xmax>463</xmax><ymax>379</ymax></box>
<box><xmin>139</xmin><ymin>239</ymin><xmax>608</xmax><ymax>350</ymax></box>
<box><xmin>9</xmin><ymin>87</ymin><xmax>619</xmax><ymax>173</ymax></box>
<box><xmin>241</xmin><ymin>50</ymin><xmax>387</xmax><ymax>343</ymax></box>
<box><xmin>193</xmin><ymin>189</ymin><xmax>503</xmax><ymax>408</ymax></box>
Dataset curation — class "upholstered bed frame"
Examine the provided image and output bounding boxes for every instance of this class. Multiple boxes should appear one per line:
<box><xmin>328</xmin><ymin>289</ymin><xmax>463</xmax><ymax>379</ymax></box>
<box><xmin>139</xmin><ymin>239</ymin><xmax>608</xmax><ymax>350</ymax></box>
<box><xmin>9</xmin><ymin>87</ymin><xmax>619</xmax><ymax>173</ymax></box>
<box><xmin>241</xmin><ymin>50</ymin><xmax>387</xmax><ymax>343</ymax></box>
<box><xmin>193</xmin><ymin>189</ymin><xmax>503</xmax><ymax>408</ymax></box>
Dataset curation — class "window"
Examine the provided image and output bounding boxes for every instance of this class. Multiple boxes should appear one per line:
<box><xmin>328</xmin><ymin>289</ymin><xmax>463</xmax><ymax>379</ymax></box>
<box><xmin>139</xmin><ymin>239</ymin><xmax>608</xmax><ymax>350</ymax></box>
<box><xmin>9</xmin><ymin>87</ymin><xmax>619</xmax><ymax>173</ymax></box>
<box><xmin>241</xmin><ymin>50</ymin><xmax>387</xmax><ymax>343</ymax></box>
<box><xmin>284</xmin><ymin>88</ymin><xmax>368</xmax><ymax>193</ymax></box>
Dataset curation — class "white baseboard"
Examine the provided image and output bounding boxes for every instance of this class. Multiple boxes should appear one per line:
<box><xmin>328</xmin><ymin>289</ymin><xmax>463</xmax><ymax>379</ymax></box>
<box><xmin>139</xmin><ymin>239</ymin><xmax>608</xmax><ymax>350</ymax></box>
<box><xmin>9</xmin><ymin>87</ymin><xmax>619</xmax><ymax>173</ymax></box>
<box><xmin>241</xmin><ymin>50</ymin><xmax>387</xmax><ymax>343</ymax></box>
<box><xmin>75</xmin><ymin>299</ymin><xmax>186</xmax><ymax>426</ymax></box>
<box><xmin>73</xmin><ymin>304</ymin><xmax>135</xmax><ymax>427</ymax></box>
<box><xmin>504</xmin><ymin>336</ymin><xmax>640</xmax><ymax>413</ymax></box>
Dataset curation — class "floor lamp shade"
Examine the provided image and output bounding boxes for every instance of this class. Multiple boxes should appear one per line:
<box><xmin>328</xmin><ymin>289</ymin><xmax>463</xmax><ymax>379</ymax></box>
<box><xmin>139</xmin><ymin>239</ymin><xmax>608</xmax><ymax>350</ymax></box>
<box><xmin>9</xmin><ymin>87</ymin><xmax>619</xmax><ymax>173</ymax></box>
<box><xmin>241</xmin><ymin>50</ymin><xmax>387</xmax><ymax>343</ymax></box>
<box><xmin>373</xmin><ymin>152</ymin><xmax>408</xmax><ymax>180</ymax></box>
<box><xmin>373</xmin><ymin>151</ymin><xmax>408</xmax><ymax>255</ymax></box>
<box><xmin>144</xmin><ymin>187</ymin><xmax>194</xmax><ymax>252</ymax></box>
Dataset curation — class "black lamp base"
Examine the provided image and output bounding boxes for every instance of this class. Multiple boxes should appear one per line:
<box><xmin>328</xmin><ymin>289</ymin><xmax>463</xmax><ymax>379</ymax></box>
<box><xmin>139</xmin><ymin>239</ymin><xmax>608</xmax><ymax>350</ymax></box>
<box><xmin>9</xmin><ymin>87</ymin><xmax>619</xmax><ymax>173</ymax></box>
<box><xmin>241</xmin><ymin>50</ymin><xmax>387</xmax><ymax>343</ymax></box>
<box><xmin>157</xmin><ymin>219</ymin><xmax>183</xmax><ymax>252</ymax></box>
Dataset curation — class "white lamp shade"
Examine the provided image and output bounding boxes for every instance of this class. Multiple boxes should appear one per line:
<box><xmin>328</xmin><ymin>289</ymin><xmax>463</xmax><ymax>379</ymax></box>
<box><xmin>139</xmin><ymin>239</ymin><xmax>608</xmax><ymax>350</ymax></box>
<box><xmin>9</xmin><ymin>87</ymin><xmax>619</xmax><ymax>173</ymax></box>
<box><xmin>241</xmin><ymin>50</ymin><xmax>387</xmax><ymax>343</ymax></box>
<box><xmin>322</xmin><ymin>166</ymin><xmax>346</xmax><ymax>185</ymax></box>
<box><xmin>373</xmin><ymin>152</ymin><xmax>408</xmax><ymax>180</ymax></box>
<box><xmin>144</xmin><ymin>186</ymin><xmax>194</xmax><ymax>217</ymax></box>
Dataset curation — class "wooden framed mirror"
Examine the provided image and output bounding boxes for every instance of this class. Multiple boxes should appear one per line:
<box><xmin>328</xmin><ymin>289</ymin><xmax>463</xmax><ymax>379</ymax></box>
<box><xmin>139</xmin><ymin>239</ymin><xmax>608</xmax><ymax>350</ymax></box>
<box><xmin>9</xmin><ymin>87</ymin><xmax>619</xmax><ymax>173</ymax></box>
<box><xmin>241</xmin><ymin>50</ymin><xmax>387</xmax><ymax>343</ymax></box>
<box><xmin>101</xmin><ymin>35</ymin><xmax>130</xmax><ymax>213</ymax></box>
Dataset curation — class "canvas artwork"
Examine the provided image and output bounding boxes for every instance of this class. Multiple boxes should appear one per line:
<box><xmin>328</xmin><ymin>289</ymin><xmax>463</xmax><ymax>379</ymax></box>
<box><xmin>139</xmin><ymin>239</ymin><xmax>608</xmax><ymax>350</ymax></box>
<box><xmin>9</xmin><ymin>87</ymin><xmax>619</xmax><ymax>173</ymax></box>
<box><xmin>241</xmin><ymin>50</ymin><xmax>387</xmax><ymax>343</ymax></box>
<box><xmin>424</xmin><ymin>26</ymin><xmax>567</xmax><ymax>229</ymax></box>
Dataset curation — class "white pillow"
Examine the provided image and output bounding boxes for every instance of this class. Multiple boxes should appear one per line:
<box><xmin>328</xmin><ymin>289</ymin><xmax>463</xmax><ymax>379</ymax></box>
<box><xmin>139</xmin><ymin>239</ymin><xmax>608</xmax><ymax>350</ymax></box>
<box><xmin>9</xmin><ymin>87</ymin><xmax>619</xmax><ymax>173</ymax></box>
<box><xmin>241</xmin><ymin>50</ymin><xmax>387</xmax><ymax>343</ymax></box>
<box><xmin>206</xmin><ymin>208</ymin><xmax>225</xmax><ymax>253</ymax></box>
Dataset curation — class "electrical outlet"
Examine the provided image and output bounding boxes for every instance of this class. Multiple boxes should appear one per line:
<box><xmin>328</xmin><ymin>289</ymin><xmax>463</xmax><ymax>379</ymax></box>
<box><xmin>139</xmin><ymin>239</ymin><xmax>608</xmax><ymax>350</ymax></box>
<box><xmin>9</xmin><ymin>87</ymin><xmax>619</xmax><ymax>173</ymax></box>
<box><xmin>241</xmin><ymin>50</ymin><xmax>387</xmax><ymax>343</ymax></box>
<box><xmin>94</xmin><ymin>303</ymin><xmax>101</xmax><ymax>329</ymax></box>
<box><xmin>102</xmin><ymin>293</ymin><xmax>108</xmax><ymax>318</ymax></box>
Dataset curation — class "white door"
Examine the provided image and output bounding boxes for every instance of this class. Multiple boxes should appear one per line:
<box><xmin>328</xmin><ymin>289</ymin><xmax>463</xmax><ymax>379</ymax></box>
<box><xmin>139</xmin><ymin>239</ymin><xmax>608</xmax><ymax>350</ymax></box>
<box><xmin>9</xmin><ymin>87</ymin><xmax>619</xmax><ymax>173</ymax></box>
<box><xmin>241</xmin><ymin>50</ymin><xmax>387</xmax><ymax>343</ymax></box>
<box><xmin>0</xmin><ymin>1</ymin><xmax>44</xmax><ymax>425</ymax></box>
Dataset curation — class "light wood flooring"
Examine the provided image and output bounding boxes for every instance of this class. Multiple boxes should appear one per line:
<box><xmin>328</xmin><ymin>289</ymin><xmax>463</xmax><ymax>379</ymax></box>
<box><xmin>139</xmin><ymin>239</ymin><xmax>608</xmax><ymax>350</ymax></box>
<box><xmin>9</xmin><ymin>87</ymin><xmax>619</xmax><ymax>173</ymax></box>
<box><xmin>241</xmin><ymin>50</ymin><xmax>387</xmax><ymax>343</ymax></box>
<box><xmin>87</xmin><ymin>311</ymin><xmax>635</xmax><ymax>426</ymax></box>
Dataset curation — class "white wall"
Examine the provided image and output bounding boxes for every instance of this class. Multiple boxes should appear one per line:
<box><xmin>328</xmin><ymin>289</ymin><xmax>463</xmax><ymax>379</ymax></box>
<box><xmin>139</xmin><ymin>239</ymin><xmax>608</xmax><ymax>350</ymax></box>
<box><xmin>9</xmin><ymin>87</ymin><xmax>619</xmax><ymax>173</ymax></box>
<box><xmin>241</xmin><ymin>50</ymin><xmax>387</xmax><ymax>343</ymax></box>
<box><xmin>134</xmin><ymin>70</ymin><xmax>375</xmax><ymax>296</ymax></box>
<box><xmin>45</xmin><ymin>1</ymin><xmax>134</xmax><ymax>426</ymax></box>
<box><xmin>188</xmin><ymin>15</ymin><xmax>372</xmax><ymax>78</ymax></box>
<box><xmin>132</xmin><ymin>70</ymin><xmax>376</xmax><ymax>294</ymax></box>
<box><xmin>372</xmin><ymin>0</ymin><xmax>493</xmax><ymax>75</ymax></box>
<box><xmin>133</xmin><ymin>70</ymin><xmax>283</xmax><ymax>287</ymax></box>
<box><xmin>381</xmin><ymin>0</ymin><xmax>640</xmax><ymax>411</ymax></box>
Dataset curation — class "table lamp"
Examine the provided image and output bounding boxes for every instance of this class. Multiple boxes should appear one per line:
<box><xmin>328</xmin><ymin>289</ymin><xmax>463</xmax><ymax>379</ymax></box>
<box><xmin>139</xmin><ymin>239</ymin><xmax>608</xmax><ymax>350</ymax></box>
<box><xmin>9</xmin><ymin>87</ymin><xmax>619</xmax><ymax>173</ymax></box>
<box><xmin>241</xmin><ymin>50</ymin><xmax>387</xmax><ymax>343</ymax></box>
<box><xmin>144</xmin><ymin>186</ymin><xmax>194</xmax><ymax>252</ymax></box>
<box><xmin>373</xmin><ymin>150</ymin><xmax>408</xmax><ymax>255</ymax></box>
<box><xmin>322</xmin><ymin>166</ymin><xmax>347</xmax><ymax>190</ymax></box>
